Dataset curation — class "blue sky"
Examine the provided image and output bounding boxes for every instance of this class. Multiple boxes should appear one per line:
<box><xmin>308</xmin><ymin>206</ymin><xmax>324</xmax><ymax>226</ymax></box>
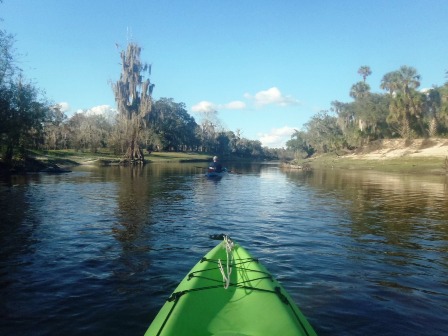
<box><xmin>3</xmin><ymin>0</ymin><xmax>448</xmax><ymax>147</ymax></box>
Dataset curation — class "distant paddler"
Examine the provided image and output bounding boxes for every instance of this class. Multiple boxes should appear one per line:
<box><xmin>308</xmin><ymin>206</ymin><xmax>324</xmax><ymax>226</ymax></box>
<box><xmin>208</xmin><ymin>156</ymin><xmax>223</xmax><ymax>173</ymax></box>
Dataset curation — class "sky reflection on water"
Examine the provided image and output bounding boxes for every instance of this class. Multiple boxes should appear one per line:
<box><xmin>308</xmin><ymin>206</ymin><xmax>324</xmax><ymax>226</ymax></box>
<box><xmin>1</xmin><ymin>164</ymin><xmax>447</xmax><ymax>335</ymax></box>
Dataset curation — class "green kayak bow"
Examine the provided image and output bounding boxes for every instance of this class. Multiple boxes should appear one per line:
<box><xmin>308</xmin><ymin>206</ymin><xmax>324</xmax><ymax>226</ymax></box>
<box><xmin>145</xmin><ymin>236</ymin><xmax>317</xmax><ymax>336</ymax></box>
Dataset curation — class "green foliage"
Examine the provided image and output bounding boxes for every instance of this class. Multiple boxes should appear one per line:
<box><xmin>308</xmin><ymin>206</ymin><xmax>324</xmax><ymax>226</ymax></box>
<box><xmin>4</xmin><ymin>20</ymin><xmax>448</xmax><ymax>168</ymax></box>
<box><xmin>0</xmin><ymin>79</ymin><xmax>50</xmax><ymax>163</ymax></box>
<box><xmin>42</xmin><ymin>104</ymin><xmax>68</xmax><ymax>150</ymax></box>
<box><xmin>358</xmin><ymin>66</ymin><xmax>372</xmax><ymax>82</ymax></box>
<box><xmin>353</xmin><ymin>93</ymin><xmax>391</xmax><ymax>140</ymax></box>
<box><xmin>422</xmin><ymin>85</ymin><xmax>448</xmax><ymax>136</ymax></box>
<box><xmin>147</xmin><ymin>98</ymin><xmax>199</xmax><ymax>151</ymax></box>
<box><xmin>0</xmin><ymin>16</ymin><xmax>52</xmax><ymax>167</ymax></box>
<box><xmin>286</xmin><ymin>130</ymin><xmax>314</xmax><ymax>158</ymax></box>
<box><xmin>0</xmin><ymin>28</ymin><xmax>16</xmax><ymax>84</ymax></box>
<box><xmin>291</xmin><ymin>65</ymin><xmax>448</xmax><ymax>157</ymax></box>
<box><xmin>304</xmin><ymin>111</ymin><xmax>345</xmax><ymax>153</ymax></box>
<box><xmin>350</xmin><ymin>81</ymin><xmax>370</xmax><ymax>100</ymax></box>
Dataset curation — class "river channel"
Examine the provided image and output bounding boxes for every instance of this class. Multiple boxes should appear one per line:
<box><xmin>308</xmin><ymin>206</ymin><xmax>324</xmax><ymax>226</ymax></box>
<box><xmin>1</xmin><ymin>162</ymin><xmax>447</xmax><ymax>335</ymax></box>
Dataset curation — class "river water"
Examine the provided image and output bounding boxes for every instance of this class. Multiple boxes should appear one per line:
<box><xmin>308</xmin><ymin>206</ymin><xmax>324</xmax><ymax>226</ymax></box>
<box><xmin>1</xmin><ymin>162</ymin><xmax>447</xmax><ymax>335</ymax></box>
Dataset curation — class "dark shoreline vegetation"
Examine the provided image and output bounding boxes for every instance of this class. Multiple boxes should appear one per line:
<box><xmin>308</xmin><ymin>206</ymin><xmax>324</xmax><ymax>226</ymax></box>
<box><xmin>0</xmin><ymin>150</ymin><xmax>208</xmax><ymax>175</ymax></box>
<box><xmin>1</xmin><ymin>139</ymin><xmax>448</xmax><ymax>176</ymax></box>
<box><xmin>0</xmin><ymin>149</ymin><xmax>258</xmax><ymax>175</ymax></box>
<box><xmin>2</xmin><ymin>12</ymin><xmax>448</xmax><ymax>175</ymax></box>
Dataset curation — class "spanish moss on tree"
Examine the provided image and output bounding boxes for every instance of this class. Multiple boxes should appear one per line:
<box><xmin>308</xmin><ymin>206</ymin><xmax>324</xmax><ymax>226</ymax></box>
<box><xmin>113</xmin><ymin>42</ymin><xmax>154</xmax><ymax>163</ymax></box>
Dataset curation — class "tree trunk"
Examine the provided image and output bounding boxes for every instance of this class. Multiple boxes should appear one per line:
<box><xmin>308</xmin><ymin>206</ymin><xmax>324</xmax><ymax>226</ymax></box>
<box><xmin>124</xmin><ymin>138</ymin><xmax>144</xmax><ymax>163</ymax></box>
<box><xmin>3</xmin><ymin>142</ymin><xmax>14</xmax><ymax>165</ymax></box>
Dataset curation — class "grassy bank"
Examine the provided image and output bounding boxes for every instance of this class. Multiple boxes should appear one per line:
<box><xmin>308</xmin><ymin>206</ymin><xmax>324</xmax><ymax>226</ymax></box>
<box><xmin>28</xmin><ymin>149</ymin><xmax>212</xmax><ymax>166</ymax></box>
<box><xmin>4</xmin><ymin>143</ymin><xmax>448</xmax><ymax>175</ymax></box>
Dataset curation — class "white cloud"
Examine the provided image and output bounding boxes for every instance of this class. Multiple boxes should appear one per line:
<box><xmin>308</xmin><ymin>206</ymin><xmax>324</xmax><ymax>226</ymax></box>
<box><xmin>192</xmin><ymin>100</ymin><xmax>246</xmax><ymax>113</ymax></box>
<box><xmin>258</xmin><ymin>126</ymin><xmax>297</xmax><ymax>148</ymax></box>
<box><xmin>192</xmin><ymin>87</ymin><xmax>297</xmax><ymax>114</ymax></box>
<box><xmin>245</xmin><ymin>87</ymin><xmax>300</xmax><ymax>107</ymax></box>
<box><xmin>222</xmin><ymin>100</ymin><xmax>246</xmax><ymax>110</ymax></box>
<box><xmin>74</xmin><ymin>105</ymin><xmax>118</xmax><ymax>123</ymax></box>
<box><xmin>84</xmin><ymin>104</ymin><xmax>116</xmax><ymax>116</ymax></box>
<box><xmin>57</xmin><ymin>102</ymin><xmax>70</xmax><ymax>112</ymax></box>
<box><xmin>191</xmin><ymin>101</ymin><xmax>217</xmax><ymax>113</ymax></box>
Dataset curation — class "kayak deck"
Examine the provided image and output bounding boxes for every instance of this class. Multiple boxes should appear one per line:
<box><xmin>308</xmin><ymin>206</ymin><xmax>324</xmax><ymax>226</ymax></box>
<box><xmin>145</xmin><ymin>238</ymin><xmax>317</xmax><ymax>336</ymax></box>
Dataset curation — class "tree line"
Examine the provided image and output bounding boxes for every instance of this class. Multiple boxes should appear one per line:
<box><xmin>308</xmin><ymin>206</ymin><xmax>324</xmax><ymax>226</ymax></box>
<box><xmin>287</xmin><ymin>65</ymin><xmax>448</xmax><ymax>158</ymax></box>
<box><xmin>0</xmin><ymin>29</ymin><xmax>279</xmax><ymax>168</ymax></box>
<box><xmin>37</xmin><ymin>96</ymin><xmax>278</xmax><ymax>159</ymax></box>
<box><xmin>3</xmin><ymin>11</ymin><xmax>448</xmax><ymax>168</ymax></box>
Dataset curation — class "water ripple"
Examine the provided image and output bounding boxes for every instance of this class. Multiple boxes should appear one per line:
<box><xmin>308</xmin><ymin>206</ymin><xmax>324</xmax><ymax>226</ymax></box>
<box><xmin>0</xmin><ymin>165</ymin><xmax>447</xmax><ymax>335</ymax></box>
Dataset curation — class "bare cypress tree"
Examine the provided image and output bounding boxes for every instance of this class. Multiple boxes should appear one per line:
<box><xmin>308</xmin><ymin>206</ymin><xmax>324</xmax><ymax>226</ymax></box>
<box><xmin>113</xmin><ymin>42</ymin><xmax>154</xmax><ymax>163</ymax></box>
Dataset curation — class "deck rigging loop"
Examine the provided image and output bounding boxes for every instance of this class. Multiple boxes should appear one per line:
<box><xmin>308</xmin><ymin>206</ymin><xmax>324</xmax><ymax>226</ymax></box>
<box><xmin>218</xmin><ymin>235</ymin><xmax>234</xmax><ymax>289</ymax></box>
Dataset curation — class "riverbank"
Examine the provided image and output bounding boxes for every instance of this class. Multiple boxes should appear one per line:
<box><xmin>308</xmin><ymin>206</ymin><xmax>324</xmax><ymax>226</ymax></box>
<box><xmin>56</xmin><ymin>151</ymin><xmax>212</xmax><ymax>166</ymax></box>
<box><xmin>46</xmin><ymin>150</ymin><xmax>214</xmax><ymax>166</ymax></box>
<box><xmin>3</xmin><ymin>138</ymin><xmax>448</xmax><ymax>175</ymax></box>
<box><xmin>306</xmin><ymin>138</ymin><xmax>448</xmax><ymax>174</ymax></box>
<box><xmin>0</xmin><ymin>150</ymin><xmax>212</xmax><ymax>175</ymax></box>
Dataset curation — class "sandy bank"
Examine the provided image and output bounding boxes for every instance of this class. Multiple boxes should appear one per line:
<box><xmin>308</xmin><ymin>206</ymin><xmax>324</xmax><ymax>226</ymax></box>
<box><xmin>347</xmin><ymin>138</ymin><xmax>448</xmax><ymax>160</ymax></box>
<box><xmin>304</xmin><ymin>138</ymin><xmax>448</xmax><ymax>174</ymax></box>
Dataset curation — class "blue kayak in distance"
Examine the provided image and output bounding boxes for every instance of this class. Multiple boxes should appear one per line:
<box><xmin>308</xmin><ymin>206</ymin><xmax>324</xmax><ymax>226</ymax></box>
<box><xmin>205</xmin><ymin>167</ymin><xmax>228</xmax><ymax>178</ymax></box>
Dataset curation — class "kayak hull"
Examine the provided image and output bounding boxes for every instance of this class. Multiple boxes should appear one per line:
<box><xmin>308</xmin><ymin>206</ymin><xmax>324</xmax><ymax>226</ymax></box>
<box><xmin>145</xmin><ymin>240</ymin><xmax>316</xmax><ymax>336</ymax></box>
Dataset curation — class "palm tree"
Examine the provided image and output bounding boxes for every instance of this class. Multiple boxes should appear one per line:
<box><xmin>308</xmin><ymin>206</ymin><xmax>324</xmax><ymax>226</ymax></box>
<box><xmin>397</xmin><ymin>66</ymin><xmax>425</xmax><ymax>135</ymax></box>
<box><xmin>358</xmin><ymin>66</ymin><xmax>372</xmax><ymax>83</ymax></box>
<box><xmin>381</xmin><ymin>66</ymin><xmax>425</xmax><ymax>137</ymax></box>
<box><xmin>350</xmin><ymin>81</ymin><xmax>370</xmax><ymax>100</ymax></box>
<box><xmin>381</xmin><ymin>66</ymin><xmax>420</xmax><ymax>95</ymax></box>
<box><xmin>380</xmin><ymin>71</ymin><xmax>401</xmax><ymax>95</ymax></box>
<box><xmin>398</xmin><ymin>65</ymin><xmax>420</xmax><ymax>93</ymax></box>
